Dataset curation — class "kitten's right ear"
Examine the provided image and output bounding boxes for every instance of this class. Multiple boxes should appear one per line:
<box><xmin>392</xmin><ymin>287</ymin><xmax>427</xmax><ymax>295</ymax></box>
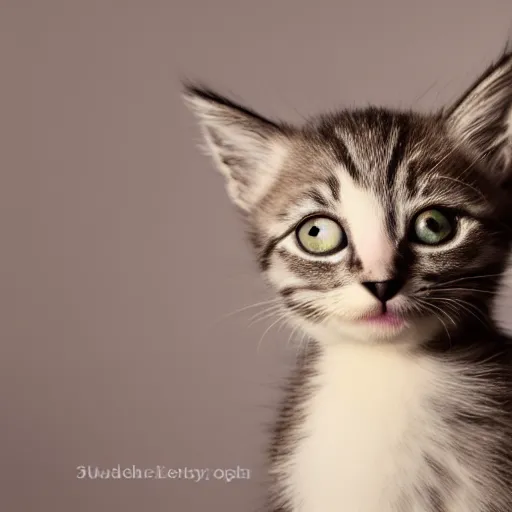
<box><xmin>183</xmin><ymin>85</ymin><xmax>292</xmax><ymax>213</ymax></box>
<box><xmin>444</xmin><ymin>48</ymin><xmax>512</xmax><ymax>183</ymax></box>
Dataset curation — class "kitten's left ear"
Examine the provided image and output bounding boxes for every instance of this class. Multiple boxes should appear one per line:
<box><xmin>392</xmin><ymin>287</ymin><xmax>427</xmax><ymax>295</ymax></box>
<box><xmin>183</xmin><ymin>85</ymin><xmax>292</xmax><ymax>213</ymax></box>
<box><xmin>445</xmin><ymin>49</ymin><xmax>512</xmax><ymax>182</ymax></box>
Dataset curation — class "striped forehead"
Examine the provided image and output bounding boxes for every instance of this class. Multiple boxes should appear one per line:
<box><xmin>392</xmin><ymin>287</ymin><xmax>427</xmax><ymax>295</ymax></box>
<box><xmin>257</xmin><ymin>110</ymin><xmax>497</xmax><ymax>269</ymax></box>
<box><xmin>332</xmin><ymin>117</ymin><xmax>402</xmax><ymax>178</ymax></box>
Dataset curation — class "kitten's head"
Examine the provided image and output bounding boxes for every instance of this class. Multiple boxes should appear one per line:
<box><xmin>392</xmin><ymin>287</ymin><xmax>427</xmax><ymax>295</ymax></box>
<box><xmin>184</xmin><ymin>50</ymin><xmax>512</xmax><ymax>347</ymax></box>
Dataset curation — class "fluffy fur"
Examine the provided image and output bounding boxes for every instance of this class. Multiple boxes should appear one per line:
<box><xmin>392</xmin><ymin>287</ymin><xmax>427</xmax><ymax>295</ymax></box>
<box><xmin>184</xmin><ymin>48</ymin><xmax>512</xmax><ymax>511</ymax></box>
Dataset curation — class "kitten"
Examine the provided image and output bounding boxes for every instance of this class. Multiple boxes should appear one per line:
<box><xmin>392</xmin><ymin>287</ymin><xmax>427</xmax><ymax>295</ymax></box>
<box><xmin>183</xmin><ymin>49</ymin><xmax>512</xmax><ymax>512</ymax></box>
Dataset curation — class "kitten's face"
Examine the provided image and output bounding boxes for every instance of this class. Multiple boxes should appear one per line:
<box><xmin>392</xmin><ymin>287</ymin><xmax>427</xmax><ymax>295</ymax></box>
<box><xmin>185</xmin><ymin>51</ymin><xmax>512</xmax><ymax>346</ymax></box>
<box><xmin>248</xmin><ymin>112</ymin><xmax>508</xmax><ymax>344</ymax></box>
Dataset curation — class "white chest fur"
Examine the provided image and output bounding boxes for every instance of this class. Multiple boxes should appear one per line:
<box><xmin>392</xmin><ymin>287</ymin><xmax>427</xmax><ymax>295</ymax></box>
<box><xmin>280</xmin><ymin>342</ymin><xmax>489</xmax><ymax>512</ymax></box>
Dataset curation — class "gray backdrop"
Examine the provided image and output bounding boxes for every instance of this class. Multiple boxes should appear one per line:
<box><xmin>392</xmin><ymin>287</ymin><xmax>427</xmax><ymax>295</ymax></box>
<box><xmin>2</xmin><ymin>1</ymin><xmax>512</xmax><ymax>511</ymax></box>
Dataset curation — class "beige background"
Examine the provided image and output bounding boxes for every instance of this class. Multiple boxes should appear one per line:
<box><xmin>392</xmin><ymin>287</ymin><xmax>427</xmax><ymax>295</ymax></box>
<box><xmin>2</xmin><ymin>1</ymin><xmax>512</xmax><ymax>511</ymax></box>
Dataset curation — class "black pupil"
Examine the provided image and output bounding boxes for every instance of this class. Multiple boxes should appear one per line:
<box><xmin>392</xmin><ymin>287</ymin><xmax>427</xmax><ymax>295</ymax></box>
<box><xmin>308</xmin><ymin>226</ymin><xmax>320</xmax><ymax>237</ymax></box>
<box><xmin>425</xmin><ymin>217</ymin><xmax>441</xmax><ymax>233</ymax></box>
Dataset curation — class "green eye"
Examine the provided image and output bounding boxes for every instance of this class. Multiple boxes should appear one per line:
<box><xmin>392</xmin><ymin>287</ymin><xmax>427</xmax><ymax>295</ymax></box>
<box><xmin>296</xmin><ymin>216</ymin><xmax>346</xmax><ymax>255</ymax></box>
<box><xmin>412</xmin><ymin>209</ymin><xmax>455</xmax><ymax>245</ymax></box>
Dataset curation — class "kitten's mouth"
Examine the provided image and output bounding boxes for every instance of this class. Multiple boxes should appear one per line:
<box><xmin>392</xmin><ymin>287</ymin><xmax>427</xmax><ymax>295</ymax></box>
<box><xmin>357</xmin><ymin>309</ymin><xmax>406</xmax><ymax>328</ymax></box>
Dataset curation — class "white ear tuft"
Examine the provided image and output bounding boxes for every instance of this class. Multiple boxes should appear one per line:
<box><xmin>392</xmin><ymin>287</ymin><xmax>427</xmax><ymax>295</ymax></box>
<box><xmin>183</xmin><ymin>85</ymin><xmax>291</xmax><ymax>212</ymax></box>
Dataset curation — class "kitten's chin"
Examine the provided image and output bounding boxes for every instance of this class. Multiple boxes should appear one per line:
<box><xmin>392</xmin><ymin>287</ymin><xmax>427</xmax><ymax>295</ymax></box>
<box><xmin>296</xmin><ymin>314</ymin><xmax>440</xmax><ymax>347</ymax></box>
